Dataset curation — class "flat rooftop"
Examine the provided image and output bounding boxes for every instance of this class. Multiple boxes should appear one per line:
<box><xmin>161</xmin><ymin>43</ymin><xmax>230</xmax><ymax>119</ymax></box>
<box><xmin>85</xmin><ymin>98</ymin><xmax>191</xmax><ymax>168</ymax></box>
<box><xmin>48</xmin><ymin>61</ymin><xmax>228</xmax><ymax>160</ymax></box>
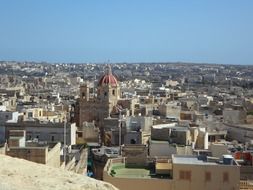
<box><xmin>152</xmin><ymin>123</ymin><xmax>177</xmax><ymax>129</ymax></box>
<box><xmin>224</xmin><ymin>123</ymin><xmax>253</xmax><ymax>131</ymax></box>
<box><xmin>110</xmin><ymin>163</ymin><xmax>170</xmax><ymax>179</ymax></box>
<box><xmin>111</xmin><ymin>163</ymin><xmax>150</xmax><ymax>179</ymax></box>
<box><xmin>172</xmin><ymin>155</ymin><xmax>217</xmax><ymax>165</ymax></box>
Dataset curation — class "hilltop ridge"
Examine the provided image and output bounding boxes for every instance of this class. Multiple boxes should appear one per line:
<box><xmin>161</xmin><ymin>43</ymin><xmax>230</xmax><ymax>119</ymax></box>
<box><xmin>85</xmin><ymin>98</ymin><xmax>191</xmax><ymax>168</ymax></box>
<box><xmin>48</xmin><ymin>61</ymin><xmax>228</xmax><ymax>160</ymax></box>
<box><xmin>0</xmin><ymin>154</ymin><xmax>117</xmax><ymax>190</ymax></box>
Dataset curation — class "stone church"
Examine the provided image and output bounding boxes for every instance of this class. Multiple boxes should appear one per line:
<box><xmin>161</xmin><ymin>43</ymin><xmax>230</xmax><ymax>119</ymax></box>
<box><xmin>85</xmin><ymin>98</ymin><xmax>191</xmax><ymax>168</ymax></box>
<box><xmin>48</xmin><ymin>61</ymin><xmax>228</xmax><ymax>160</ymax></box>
<box><xmin>79</xmin><ymin>66</ymin><xmax>121</xmax><ymax>124</ymax></box>
<box><xmin>78</xmin><ymin>66</ymin><xmax>122</xmax><ymax>142</ymax></box>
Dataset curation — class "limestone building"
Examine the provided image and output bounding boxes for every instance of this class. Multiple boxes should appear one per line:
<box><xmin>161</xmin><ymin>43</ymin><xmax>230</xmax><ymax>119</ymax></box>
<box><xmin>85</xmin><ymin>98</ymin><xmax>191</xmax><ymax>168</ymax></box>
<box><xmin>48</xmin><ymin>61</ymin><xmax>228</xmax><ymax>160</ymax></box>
<box><xmin>79</xmin><ymin>67</ymin><xmax>120</xmax><ymax>125</ymax></box>
<box><xmin>79</xmin><ymin>66</ymin><xmax>121</xmax><ymax>142</ymax></box>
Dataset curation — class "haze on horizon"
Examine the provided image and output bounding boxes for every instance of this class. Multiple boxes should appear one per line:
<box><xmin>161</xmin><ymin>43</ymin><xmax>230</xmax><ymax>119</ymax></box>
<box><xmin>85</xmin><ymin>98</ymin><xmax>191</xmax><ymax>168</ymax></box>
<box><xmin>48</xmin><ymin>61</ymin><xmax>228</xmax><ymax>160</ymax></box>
<box><xmin>0</xmin><ymin>0</ymin><xmax>252</xmax><ymax>65</ymax></box>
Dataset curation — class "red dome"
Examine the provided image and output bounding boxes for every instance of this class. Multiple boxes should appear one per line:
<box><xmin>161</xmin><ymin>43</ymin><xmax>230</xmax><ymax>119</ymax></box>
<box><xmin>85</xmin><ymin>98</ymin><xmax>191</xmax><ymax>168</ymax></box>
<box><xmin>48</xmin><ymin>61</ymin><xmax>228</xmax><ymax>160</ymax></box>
<box><xmin>98</xmin><ymin>73</ymin><xmax>118</xmax><ymax>87</ymax></box>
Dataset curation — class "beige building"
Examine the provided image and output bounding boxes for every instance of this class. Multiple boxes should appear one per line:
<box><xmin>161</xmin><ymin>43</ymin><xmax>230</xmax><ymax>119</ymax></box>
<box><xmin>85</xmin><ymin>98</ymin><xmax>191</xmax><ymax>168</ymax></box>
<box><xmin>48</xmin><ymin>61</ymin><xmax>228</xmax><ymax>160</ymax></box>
<box><xmin>23</xmin><ymin>107</ymin><xmax>65</xmax><ymax>123</ymax></box>
<box><xmin>158</xmin><ymin>102</ymin><xmax>181</xmax><ymax>119</ymax></box>
<box><xmin>103</xmin><ymin>155</ymin><xmax>240</xmax><ymax>190</ymax></box>
<box><xmin>172</xmin><ymin>155</ymin><xmax>239</xmax><ymax>190</ymax></box>
<box><xmin>6</xmin><ymin>143</ymin><xmax>61</xmax><ymax>168</ymax></box>
<box><xmin>210</xmin><ymin>142</ymin><xmax>230</xmax><ymax>158</ymax></box>
<box><xmin>79</xmin><ymin>67</ymin><xmax>120</xmax><ymax>126</ymax></box>
<box><xmin>78</xmin><ymin>66</ymin><xmax>136</xmax><ymax>144</ymax></box>
<box><xmin>78</xmin><ymin>67</ymin><xmax>120</xmax><ymax>143</ymax></box>
<box><xmin>149</xmin><ymin>140</ymin><xmax>192</xmax><ymax>157</ymax></box>
<box><xmin>223</xmin><ymin>108</ymin><xmax>247</xmax><ymax>124</ymax></box>
<box><xmin>224</xmin><ymin>123</ymin><xmax>253</xmax><ymax>143</ymax></box>
<box><xmin>76</xmin><ymin>121</ymin><xmax>99</xmax><ymax>144</ymax></box>
<box><xmin>5</xmin><ymin>121</ymin><xmax>76</xmax><ymax>146</ymax></box>
<box><xmin>5</xmin><ymin>130</ymin><xmax>61</xmax><ymax>167</ymax></box>
<box><xmin>151</xmin><ymin>123</ymin><xmax>192</xmax><ymax>145</ymax></box>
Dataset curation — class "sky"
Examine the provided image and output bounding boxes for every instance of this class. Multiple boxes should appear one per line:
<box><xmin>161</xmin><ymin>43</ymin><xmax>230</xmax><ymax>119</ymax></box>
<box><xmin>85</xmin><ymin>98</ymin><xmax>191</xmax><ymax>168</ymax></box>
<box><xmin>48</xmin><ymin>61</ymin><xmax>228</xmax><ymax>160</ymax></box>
<box><xmin>0</xmin><ymin>0</ymin><xmax>252</xmax><ymax>65</ymax></box>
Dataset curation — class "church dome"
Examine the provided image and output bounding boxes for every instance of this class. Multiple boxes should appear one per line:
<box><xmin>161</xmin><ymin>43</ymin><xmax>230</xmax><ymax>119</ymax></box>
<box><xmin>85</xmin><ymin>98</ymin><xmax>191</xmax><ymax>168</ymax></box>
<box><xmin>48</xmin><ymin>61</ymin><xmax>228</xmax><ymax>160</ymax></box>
<box><xmin>98</xmin><ymin>66</ymin><xmax>118</xmax><ymax>87</ymax></box>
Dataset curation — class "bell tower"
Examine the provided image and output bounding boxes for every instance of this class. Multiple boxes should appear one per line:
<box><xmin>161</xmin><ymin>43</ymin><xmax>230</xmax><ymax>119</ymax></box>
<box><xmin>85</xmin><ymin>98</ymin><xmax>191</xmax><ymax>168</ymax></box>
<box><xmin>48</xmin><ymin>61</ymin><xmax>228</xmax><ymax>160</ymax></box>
<box><xmin>80</xmin><ymin>82</ymin><xmax>90</xmax><ymax>102</ymax></box>
<box><xmin>97</xmin><ymin>65</ymin><xmax>120</xmax><ymax>116</ymax></box>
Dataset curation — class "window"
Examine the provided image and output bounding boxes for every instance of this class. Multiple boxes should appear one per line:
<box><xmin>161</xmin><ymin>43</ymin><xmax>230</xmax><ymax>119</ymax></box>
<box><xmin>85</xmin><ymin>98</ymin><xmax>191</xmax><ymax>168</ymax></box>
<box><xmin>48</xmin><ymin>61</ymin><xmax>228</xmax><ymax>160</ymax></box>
<box><xmin>185</xmin><ymin>171</ymin><xmax>191</xmax><ymax>180</ymax></box>
<box><xmin>170</xmin><ymin>130</ymin><xmax>177</xmax><ymax>138</ymax></box>
<box><xmin>179</xmin><ymin>171</ymin><xmax>184</xmax><ymax>179</ymax></box>
<box><xmin>112</xmin><ymin>89</ymin><xmax>115</xmax><ymax>95</ymax></box>
<box><xmin>77</xmin><ymin>132</ymin><xmax>83</xmax><ymax>138</ymax></box>
<box><xmin>82</xmin><ymin>92</ymin><xmax>85</xmax><ymax>99</ymax></box>
<box><xmin>28</xmin><ymin>112</ymin><xmax>33</xmax><ymax>118</ymax></box>
<box><xmin>179</xmin><ymin>170</ymin><xmax>191</xmax><ymax>181</ymax></box>
<box><xmin>130</xmin><ymin>139</ymin><xmax>136</xmax><ymax>144</ymax></box>
<box><xmin>205</xmin><ymin>172</ymin><xmax>211</xmax><ymax>182</ymax></box>
<box><xmin>51</xmin><ymin>136</ymin><xmax>55</xmax><ymax>142</ymax></box>
<box><xmin>223</xmin><ymin>172</ymin><xmax>229</xmax><ymax>183</ymax></box>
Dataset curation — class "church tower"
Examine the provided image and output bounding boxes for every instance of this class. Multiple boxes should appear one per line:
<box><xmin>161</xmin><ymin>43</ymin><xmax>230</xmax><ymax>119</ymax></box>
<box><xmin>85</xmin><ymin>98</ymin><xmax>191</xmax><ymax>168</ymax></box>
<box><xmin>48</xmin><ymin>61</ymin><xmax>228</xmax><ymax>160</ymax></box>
<box><xmin>78</xmin><ymin>65</ymin><xmax>120</xmax><ymax>131</ymax></box>
<box><xmin>80</xmin><ymin>82</ymin><xmax>90</xmax><ymax>102</ymax></box>
<box><xmin>97</xmin><ymin>65</ymin><xmax>120</xmax><ymax>118</ymax></box>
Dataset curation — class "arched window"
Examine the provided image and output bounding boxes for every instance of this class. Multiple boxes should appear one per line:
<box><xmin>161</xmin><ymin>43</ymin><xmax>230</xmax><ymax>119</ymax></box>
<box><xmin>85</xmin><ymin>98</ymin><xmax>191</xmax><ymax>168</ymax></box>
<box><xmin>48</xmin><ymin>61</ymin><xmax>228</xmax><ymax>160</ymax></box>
<box><xmin>112</xmin><ymin>89</ymin><xmax>115</xmax><ymax>96</ymax></box>
<box><xmin>130</xmin><ymin>139</ymin><xmax>136</xmax><ymax>144</ymax></box>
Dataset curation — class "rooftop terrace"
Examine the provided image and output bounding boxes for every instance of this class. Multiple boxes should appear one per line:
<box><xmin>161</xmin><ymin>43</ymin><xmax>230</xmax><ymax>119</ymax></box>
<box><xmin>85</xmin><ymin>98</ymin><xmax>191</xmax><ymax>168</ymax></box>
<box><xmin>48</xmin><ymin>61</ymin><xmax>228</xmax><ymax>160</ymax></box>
<box><xmin>105</xmin><ymin>158</ymin><xmax>172</xmax><ymax>179</ymax></box>
<box><xmin>110</xmin><ymin>163</ymin><xmax>152</xmax><ymax>179</ymax></box>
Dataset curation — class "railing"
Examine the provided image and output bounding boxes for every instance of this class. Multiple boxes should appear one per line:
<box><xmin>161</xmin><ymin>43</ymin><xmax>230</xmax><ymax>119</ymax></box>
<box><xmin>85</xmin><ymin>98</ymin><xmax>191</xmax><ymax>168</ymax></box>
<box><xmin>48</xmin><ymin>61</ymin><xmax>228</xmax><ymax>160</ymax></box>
<box><xmin>240</xmin><ymin>180</ymin><xmax>253</xmax><ymax>190</ymax></box>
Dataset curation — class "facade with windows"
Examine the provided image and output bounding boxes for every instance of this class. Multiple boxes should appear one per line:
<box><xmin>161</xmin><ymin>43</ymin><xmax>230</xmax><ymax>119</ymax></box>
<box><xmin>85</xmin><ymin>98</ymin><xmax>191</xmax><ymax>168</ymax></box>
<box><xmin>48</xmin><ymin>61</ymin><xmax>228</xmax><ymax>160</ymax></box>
<box><xmin>5</xmin><ymin>121</ymin><xmax>76</xmax><ymax>145</ymax></box>
<box><xmin>103</xmin><ymin>155</ymin><xmax>240</xmax><ymax>190</ymax></box>
<box><xmin>0</xmin><ymin>111</ymin><xmax>19</xmax><ymax>143</ymax></box>
<box><xmin>172</xmin><ymin>155</ymin><xmax>240</xmax><ymax>190</ymax></box>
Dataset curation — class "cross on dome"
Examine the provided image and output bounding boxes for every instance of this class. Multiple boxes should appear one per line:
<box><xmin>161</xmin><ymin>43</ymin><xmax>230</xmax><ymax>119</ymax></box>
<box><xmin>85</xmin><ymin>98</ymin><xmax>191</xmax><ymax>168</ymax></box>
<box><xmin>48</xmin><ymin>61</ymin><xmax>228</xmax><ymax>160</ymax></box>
<box><xmin>98</xmin><ymin>64</ymin><xmax>118</xmax><ymax>87</ymax></box>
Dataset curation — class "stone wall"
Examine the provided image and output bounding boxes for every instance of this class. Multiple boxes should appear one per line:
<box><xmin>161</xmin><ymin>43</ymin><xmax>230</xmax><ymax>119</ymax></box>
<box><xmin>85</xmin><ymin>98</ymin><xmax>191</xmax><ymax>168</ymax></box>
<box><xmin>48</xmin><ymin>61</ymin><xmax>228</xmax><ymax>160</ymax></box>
<box><xmin>7</xmin><ymin>147</ymin><xmax>47</xmax><ymax>164</ymax></box>
<box><xmin>121</xmin><ymin>144</ymin><xmax>148</xmax><ymax>167</ymax></box>
<box><xmin>47</xmin><ymin>142</ymin><xmax>61</xmax><ymax>167</ymax></box>
<box><xmin>240</xmin><ymin>166</ymin><xmax>253</xmax><ymax>180</ymax></box>
<box><xmin>103</xmin><ymin>158</ymin><xmax>173</xmax><ymax>190</ymax></box>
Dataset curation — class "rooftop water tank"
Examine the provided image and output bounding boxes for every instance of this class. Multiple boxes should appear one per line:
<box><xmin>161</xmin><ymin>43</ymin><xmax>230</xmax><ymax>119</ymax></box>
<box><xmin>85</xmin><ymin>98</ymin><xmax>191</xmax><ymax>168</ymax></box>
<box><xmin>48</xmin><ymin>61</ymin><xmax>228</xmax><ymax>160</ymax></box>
<box><xmin>223</xmin><ymin>155</ymin><xmax>233</xmax><ymax>165</ymax></box>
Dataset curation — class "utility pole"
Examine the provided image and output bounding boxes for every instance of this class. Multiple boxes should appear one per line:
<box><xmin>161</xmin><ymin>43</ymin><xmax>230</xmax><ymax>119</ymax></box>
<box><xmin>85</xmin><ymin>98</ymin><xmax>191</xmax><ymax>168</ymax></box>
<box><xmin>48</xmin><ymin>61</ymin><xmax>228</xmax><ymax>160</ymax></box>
<box><xmin>64</xmin><ymin>115</ymin><xmax>67</xmax><ymax>166</ymax></box>
<box><xmin>118</xmin><ymin>109</ymin><xmax>122</xmax><ymax>153</ymax></box>
<box><xmin>172</xmin><ymin>86</ymin><xmax>174</xmax><ymax>102</ymax></box>
<box><xmin>118</xmin><ymin>109</ymin><xmax>126</xmax><ymax>155</ymax></box>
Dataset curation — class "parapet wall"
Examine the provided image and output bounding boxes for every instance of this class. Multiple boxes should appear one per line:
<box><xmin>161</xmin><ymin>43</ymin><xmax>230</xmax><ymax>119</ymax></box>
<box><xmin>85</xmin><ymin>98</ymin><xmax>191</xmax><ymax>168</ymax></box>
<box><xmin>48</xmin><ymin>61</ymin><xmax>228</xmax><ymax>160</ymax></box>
<box><xmin>7</xmin><ymin>147</ymin><xmax>47</xmax><ymax>164</ymax></box>
<box><xmin>103</xmin><ymin>158</ymin><xmax>173</xmax><ymax>190</ymax></box>
<box><xmin>46</xmin><ymin>142</ymin><xmax>61</xmax><ymax>167</ymax></box>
